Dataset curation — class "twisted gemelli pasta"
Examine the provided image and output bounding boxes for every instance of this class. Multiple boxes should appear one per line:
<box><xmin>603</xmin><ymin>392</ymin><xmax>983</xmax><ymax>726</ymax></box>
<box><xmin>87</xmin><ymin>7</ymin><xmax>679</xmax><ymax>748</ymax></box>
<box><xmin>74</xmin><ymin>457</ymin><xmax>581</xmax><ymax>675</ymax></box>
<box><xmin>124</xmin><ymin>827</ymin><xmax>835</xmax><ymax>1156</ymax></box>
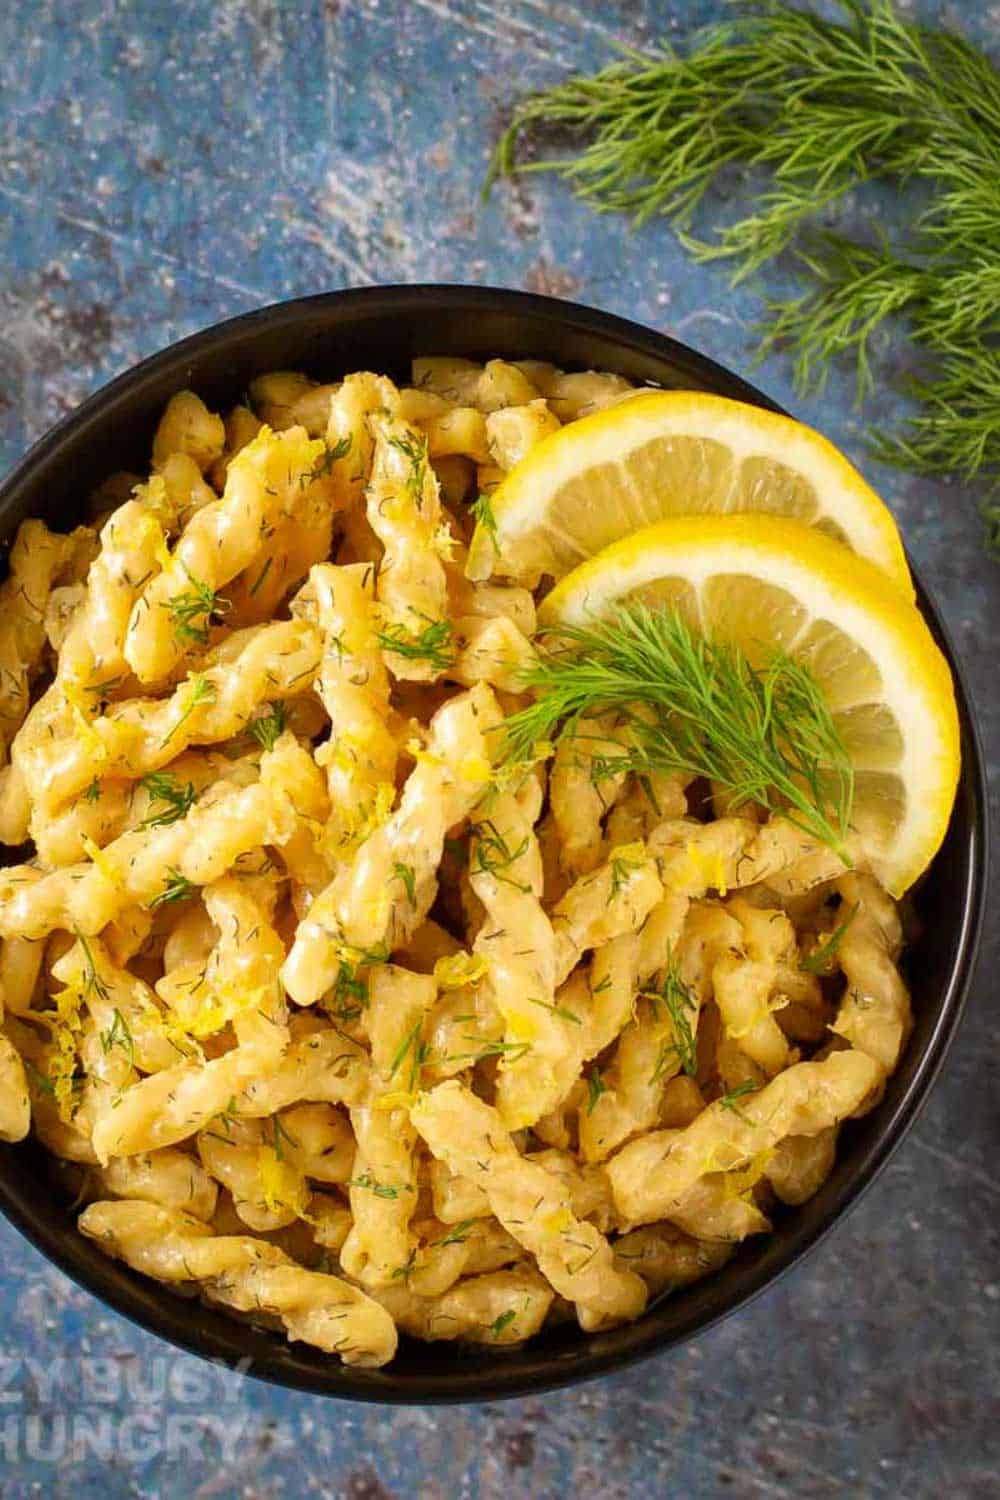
<box><xmin>283</xmin><ymin>683</ymin><xmax>502</xmax><ymax>1005</ymax></box>
<box><xmin>412</xmin><ymin>1081</ymin><xmax>648</xmax><ymax>1332</ymax></box>
<box><xmin>79</xmin><ymin>1200</ymin><xmax>397</xmax><ymax>1366</ymax></box>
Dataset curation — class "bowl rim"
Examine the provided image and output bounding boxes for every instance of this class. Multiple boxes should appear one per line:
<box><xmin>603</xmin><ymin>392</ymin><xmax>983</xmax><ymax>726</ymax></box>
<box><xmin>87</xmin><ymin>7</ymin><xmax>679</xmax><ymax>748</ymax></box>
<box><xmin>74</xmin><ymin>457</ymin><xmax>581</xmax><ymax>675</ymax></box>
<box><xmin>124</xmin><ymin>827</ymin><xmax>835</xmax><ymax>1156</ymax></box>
<box><xmin>0</xmin><ymin>282</ymin><xmax>988</xmax><ymax>1404</ymax></box>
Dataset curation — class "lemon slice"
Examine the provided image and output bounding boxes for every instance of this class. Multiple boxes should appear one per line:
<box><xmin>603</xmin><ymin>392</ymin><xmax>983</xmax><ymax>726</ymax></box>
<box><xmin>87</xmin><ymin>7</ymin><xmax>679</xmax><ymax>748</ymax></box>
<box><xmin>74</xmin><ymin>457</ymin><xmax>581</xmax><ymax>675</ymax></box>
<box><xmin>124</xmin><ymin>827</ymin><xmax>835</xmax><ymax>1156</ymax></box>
<box><xmin>539</xmin><ymin>514</ymin><xmax>958</xmax><ymax>896</ymax></box>
<box><xmin>468</xmin><ymin>390</ymin><xmax>911</xmax><ymax>594</ymax></box>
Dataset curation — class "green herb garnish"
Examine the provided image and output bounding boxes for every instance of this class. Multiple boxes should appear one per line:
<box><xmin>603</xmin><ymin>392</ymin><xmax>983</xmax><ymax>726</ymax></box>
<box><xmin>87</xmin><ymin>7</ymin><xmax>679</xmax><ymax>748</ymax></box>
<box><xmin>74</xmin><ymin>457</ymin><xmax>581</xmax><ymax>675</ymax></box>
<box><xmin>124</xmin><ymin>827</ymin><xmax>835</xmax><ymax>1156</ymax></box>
<box><xmin>348</xmin><ymin>1173</ymin><xmax>401</xmax><ymax>1201</ymax></box>
<box><xmin>644</xmin><ymin>952</ymin><xmax>699</xmax><ymax>1080</ymax></box>
<box><xmin>148</xmin><ymin>867</ymin><xmax>197</xmax><ymax>910</ymax></box>
<box><xmin>470</xmin><ymin>493</ymin><xmax>499</xmax><ymax>552</ymax></box>
<box><xmin>393</xmin><ymin>861</ymin><xmax>417</xmax><ymax>907</ymax></box>
<box><xmin>586</xmin><ymin>1067</ymin><xmax>608</xmax><ymax>1115</ymax></box>
<box><xmin>164</xmin><ymin>570</ymin><xmax>231</xmax><ymax>645</ymax></box>
<box><xmin>490</xmin><ymin>0</ymin><xmax>1000</xmax><ymax>545</ymax></box>
<box><xmin>489</xmin><ymin>1309</ymin><xmax>517</xmax><ymax>1338</ymax></box>
<box><xmin>159</xmin><ymin>674</ymin><xmax>216</xmax><ymax>748</ymax></box>
<box><xmin>377</xmin><ymin>615</ymin><xmax>454</xmax><ymax>671</ymax></box>
<box><xmin>99</xmin><ymin>1008</ymin><xmax>134</xmax><ymax>1068</ymax></box>
<box><xmin>469</xmin><ymin>820</ymin><xmax>530</xmax><ymax>892</ymax></box>
<box><xmin>140</xmin><ymin>771</ymin><xmax>197</xmax><ymax>828</ymax></box>
<box><xmin>800</xmin><ymin>903</ymin><xmax>859</xmax><ymax>975</ymax></box>
<box><xmin>250</xmin><ymin>701</ymin><xmax>287</xmax><ymax>752</ymax></box>
<box><xmin>433</xmin><ymin>1219</ymin><xmax>476</xmax><ymax>1248</ymax></box>
<box><xmin>719</xmin><ymin>1079</ymin><xmax>761</xmax><ymax>1121</ymax></box>
<box><xmin>504</xmin><ymin>603</ymin><xmax>853</xmax><ymax>859</ymax></box>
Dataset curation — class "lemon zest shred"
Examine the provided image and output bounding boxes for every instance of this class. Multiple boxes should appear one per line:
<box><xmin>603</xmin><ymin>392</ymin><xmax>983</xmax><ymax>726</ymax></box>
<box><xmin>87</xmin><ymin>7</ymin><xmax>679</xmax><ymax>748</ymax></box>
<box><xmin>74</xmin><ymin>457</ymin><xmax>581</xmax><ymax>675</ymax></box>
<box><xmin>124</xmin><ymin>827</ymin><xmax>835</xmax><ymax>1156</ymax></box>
<box><xmin>433</xmin><ymin>952</ymin><xmax>489</xmax><ymax>991</ymax></box>
<box><xmin>81</xmin><ymin>835</ymin><xmax>124</xmax><ymax>891</ymax></box>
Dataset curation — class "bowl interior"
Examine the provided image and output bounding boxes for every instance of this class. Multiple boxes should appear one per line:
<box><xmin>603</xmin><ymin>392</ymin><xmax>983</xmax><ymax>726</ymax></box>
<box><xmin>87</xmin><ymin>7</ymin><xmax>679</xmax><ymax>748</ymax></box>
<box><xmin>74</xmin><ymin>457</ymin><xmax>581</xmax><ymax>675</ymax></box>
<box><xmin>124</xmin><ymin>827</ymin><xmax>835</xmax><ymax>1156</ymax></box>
<box><xmin>0</xmin><ymin>286</ymin><xmax>986</xmax><ymax>1402</ymax></box>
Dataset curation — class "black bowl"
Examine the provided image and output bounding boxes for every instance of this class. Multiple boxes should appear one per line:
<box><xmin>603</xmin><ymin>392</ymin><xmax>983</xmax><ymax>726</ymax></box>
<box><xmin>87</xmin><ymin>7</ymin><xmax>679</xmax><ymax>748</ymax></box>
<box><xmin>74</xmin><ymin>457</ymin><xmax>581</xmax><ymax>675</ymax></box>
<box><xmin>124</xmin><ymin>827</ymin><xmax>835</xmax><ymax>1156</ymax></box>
<box><xmin>0</xmin><ymin>286</ymin><xmax>987</xmax><ymax>1403</ymax></box>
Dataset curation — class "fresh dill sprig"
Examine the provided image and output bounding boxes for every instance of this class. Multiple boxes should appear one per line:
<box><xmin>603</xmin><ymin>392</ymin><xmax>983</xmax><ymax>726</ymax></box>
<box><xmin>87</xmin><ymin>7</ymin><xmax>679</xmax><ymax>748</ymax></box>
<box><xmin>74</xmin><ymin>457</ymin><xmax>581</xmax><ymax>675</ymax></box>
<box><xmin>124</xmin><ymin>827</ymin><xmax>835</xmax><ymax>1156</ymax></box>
<box><xmin>719</xmin><ymin>1079</ymin><xmax>761</xmax><ymax>1121</ymax></box>
<box><xmin>266</xmin><ymin>1114</ymin><xmax>297</xmax><ymax>1161</ymax></box>
<box><xmin>388</xmin><ymin>430</ymin><xmax>429</xmax><ymax>506</ymax></box>
<box><xmin>393</xmin><ymin>861</ymin><xmax>418</xmax><ymax>907</ymax></box>
<box><xmin>489</xmin><ymin>1309</ymin><xmax>517</xmax><ymax>1339</ymax></box>
<box><xmin>469</xmin><ymin>819</ymin><xmax>531</xmax><ymax>892</ymax></box>
<box><xmin>99</xmin><ymin>1008</ymin><xmax>134</xmax><ymax>1068</ymax></box>
<box><xmin>140</xmin><ymin>771</ymin><xmax>198</xmax><ymax>828</ymax></box>
<box><xmin>470</xmin><ymin>493</ymin><xmax>500</xmax><ymax>553</ymax></box>
<box><xmin>644</xmin><ymin>952</ymin><xmax>699</xmax><ymax>1080</ymax></box>
<box><xmin>388</xmin><ymin>1020</ymin><xmax>427</xmax><ymax>1091</ymax></box>
<box><xmin>490</xmin><ymin>0</ymin><xmax>1000</xmax><ymax>541</ymax></box>
<box><xmin>377</xmin><ymin>615</ymin><xmax>454</xmax><ymax>671</ymax></box>
<box><xmin>300</xmin><ymin>435</ymin><xmax>352</xmax><ymax>488</ymax></box>
<box><xmin>800</xmin><ymin>902</ymin><xmax>859</xmax><ymax>974</ymax></box>
<box><xmin>433</xmin><ymin>1219</ymin><xmax>476</xmax><ymax>1248</ymax></box>
<box><xmin>348</xmin><ymin>1173</ymin><xmax>401</xmax><ymax>1201</ymax></box>
<box><xmin>250</xmin><ymin>700</ymin><xmax>287</xmax><ymax>752</ymax></box>
<box><xmin>148</xmin><ymin>867</ymin><xmax>197</xmax><ymax>910</ymax></box>
<box><xmin>585</xmin><ymin>1067</ymin><xmax>608</xmax><ymax>1115</ymax></box>
<box><xmin>164</xmin><ymin>569</ymin><xmax>231</xmax><ymax>646</ymax></box>
<box><xmin>503</xmin><ymin>603</ymin><xmax>853</xmax><ymax>858</ymax></box>
<box><xmin>160</xmin><ymin>674</ymin><xmax>216</xmax><ymax>748</ymax></box>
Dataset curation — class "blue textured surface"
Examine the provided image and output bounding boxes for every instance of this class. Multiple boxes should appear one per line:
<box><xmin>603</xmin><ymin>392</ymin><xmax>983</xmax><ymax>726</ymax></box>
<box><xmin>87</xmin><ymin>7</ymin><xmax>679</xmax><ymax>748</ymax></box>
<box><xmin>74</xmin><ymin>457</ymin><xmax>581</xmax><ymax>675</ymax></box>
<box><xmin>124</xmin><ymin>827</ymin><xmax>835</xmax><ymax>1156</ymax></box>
<box><xmin>0</xmin><ymin>2</ymin><xmax>997</xmax><ymax>1495</ymax></box>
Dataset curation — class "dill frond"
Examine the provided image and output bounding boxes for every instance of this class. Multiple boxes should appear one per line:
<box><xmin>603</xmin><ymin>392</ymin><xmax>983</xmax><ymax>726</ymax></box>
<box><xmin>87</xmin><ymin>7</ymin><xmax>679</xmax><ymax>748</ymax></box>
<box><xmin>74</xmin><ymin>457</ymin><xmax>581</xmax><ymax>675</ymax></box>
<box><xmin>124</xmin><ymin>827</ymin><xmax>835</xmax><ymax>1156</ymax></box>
<box><xmin>491</xmin><ymin>0</ymin><xmax>1000</xmax><ymax>538</ymax></box>
<box><xmin>502</xmin><ymin>603</ymin><xmax>853</xmax><ymax>858</ymax></box>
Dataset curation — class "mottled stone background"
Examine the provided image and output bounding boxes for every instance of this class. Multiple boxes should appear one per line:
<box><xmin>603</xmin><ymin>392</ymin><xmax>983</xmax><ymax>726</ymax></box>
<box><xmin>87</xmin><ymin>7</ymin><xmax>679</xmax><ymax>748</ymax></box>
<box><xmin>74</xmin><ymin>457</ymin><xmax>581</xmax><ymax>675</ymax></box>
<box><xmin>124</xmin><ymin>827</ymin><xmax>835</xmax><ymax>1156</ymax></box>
<box><xmin>0</xmin><ymin>1</ymin><xmax>997</xmax><ymax>1496</ymax></box>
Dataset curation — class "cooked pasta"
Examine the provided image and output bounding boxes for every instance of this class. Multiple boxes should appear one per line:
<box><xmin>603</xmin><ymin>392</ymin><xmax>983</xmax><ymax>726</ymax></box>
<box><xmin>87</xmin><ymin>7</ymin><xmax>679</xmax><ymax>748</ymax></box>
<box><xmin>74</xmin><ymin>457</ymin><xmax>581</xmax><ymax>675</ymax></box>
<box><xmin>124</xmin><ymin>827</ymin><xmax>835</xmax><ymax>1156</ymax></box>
<box><xmin>0</xmin><ymin>354</ymin><xmax>919</xmax><ymax>1369</ymax></box>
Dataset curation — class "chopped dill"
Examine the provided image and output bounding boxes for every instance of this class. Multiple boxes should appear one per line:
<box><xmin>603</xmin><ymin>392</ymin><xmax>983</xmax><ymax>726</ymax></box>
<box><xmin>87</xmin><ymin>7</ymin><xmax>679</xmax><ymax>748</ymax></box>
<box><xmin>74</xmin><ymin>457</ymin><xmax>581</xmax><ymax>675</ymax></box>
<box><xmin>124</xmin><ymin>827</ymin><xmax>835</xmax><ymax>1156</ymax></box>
<box><xmin>388</xmin><ymin>1020</ymin><xmax>428</xmax><ymax>1092</ymax></box>
<box><xmin>377</xmin><ymin>615</ymin><xmax>454</xmax><ymax>671</ymax></box>
<box><xmin>83</xmin><ymin>777</ymin><xmax>102</xmax><ymax>804</ymax></box>
<box><xmin>148</xmin><ymin>867</ymin><xmax>197</xmax><ymax>910</ymax></box>
<box><xmin>159</xmin><ymin>674</ymin><xmax>217</xmax><ymax>748</ymax></box>
<box><xmin>250</xmin><ymin>700</ymin><xmax>287</xmax><ymax>752</ymax></box>
<box><xmin>73</xmin><ymin>927</ymin><xmax>111</xmax><ymax>1004</ymax></box>
<box><xmin>470</xmin><ymin>492</ymin><xmax>499</xmax><ymax>552</ymax></box>
<box><xmin>393</xmin><ymin>861</ymin><xmax>417</xmax><ymax>908</ymax></box>
<box><xmin>140</xmin><ymin>771</ymin><xmax>198</xmax><ymax>828</ymax></box>
<box><xmin>585</xmin><ymin>1067</ymin><xmax>608</xmax><ymax>1114</ymax></box>
<box><xmin>800</xmin><ymin>903</ymin><xmax>859</xmax><ymax>974</ymax></box>
<box><xmin>433</xmin><ymin>1219</ymin><xmax>476</xmax><ymax>1248</ymax></box>
<box><xmin>348</xmin><ymin>1173</ymin><xmax>401</xmax><ymax>1201</ymax></box>
<box><xmin>469</xmin><ymin>819</ymin><xmax>530</xmax><ymax>892</ymax></box>
<box><xmin>528</xmin><ymin>996</ymin><xmax>582</xmax><ymax>1026</ymax></box>
<box><xmin>300</xmin><ymin>435</ymin><xmax>352</xmax><ymax>488</ymax></box>
<box><xmin>164</xmin><ymin>569</ymin><xmax>231</xmax><ymax>646</ymax></box>
<box><xmin>489</xmin><ymin>1309</ymin><xmax>517</xmax><ymax>1338</ymax></box>
<box><xmin>388</xmin><ymin>430</ymin><xmax>429</xmax><ymax>505</ymax></box>
<box><xmin>609</xmin><ymin>845</ymin><xmax>646</xmax><ymax>899</ymax></box>
<box><xmin>99</xmin><ymin>1008</ymin><xmax>134</xmax><ymax>1069</ymax></box>
<box><xmin>644</xmin><ymin>952</ymin><xmax>698</xmax><ymax>1080</ymax></box>
<box><xmin>718</xmin><ymin>1079</ymin><xmax>761</xmax><ymax>1122</ymax></box>
<box><xmin>266</xmin><ymin>1114</ymin><xmax>298</xmax><ymax>1162</ymax></box>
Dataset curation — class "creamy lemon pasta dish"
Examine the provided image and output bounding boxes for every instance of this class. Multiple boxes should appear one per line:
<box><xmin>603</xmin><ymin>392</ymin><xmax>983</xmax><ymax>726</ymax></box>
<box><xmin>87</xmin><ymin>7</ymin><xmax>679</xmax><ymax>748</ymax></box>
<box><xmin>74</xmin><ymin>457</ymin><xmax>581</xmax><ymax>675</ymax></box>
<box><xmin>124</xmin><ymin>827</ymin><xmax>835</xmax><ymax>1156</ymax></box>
<box><xmin>0</xmin><ymin>354</ymin><xmax>958</xmax><ymax>1368</ymax></box>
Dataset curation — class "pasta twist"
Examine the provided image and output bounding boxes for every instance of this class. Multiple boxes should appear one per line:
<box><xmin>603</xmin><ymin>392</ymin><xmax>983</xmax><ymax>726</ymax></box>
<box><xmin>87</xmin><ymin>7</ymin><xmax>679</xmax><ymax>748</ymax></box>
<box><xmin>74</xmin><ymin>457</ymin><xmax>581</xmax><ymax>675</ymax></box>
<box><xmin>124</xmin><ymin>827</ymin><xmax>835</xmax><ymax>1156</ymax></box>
<box><xmin>365</xmin><ymin>411</ymin><xmax>450</xmax><ymax>682</ymax></box>
<box><xmin>0</xmin><ymin>733</ymin><xmax>321</xmax><ymax>939</ymax></box>
<box><xmin>468</xmin><ymin>777</ymin><xmax>561</xmax><ymax>1129</ymax></box>
<box><xmin>607</xmin><ymin>1050</ymin><xmax>881</xmax><ymax>1229</ymax></box>
<box><xmin>283</xmin><ymin>684</ymin><xmax>502</xmax><ymax>1006</ymax></box>
<box><xmin>307</xmin><ymin>562</ymin><xmax>397</xmax><ymax>851</ymax></box>
<box><xmin>830</xmin><ymin>872</ymin><xmax>912</xmax><ymax>1072</ymax></box>
<box><xmin>340</xmin><ymin>966</ymin><xmax>436</xmax><ymax>1288</ymax></box>
<box><xmin>412</xmin><ymin>1081</ymin><xmax>647</xmax><ymax>1332</ymax></box>
<box><xmin>125</xmin><ymin>425</ymin><xmax>330</xmax><ymax>685</ymax></box>
<box><xmin>24</xmin><ymin>619</ymin><xmax>322</xmax><ymax>812</ymax></box>
<box><xmin>79</xmin><ymin>1200</ymin><xmax>397</xmax><ymax>1366</ymax></box>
